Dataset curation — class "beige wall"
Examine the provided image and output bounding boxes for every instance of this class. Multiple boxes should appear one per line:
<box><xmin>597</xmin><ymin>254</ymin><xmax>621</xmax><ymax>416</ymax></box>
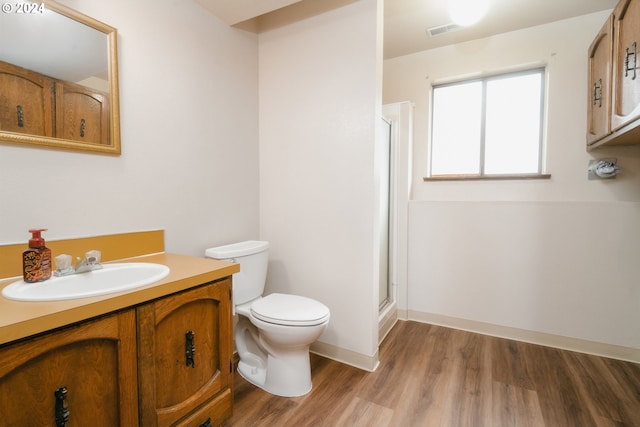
<box><xmin>384</xmin><ymin>12</ymin><xmax>640</xmax><ymax>357</ymax></box>
<box><xmin>0</xmin><ymin>0</ymin><xmax>260</xmax><ymax>256</ymax></box>
<box><xmin>258</xmin><ymin>0</ymin><xmax>383</xmax><ymax>369</ymax></box>
<box><xmin>0</xmin><ymin>0</ymin><xmax>387</xmax><ymax>370</ymax></box>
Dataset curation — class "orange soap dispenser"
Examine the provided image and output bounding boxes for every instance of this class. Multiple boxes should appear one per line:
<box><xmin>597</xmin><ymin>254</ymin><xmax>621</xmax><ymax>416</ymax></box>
<box><xmin>23</xmin><ymin>228</ymin><xmax>52</xmax><ymax>283</ymax></box>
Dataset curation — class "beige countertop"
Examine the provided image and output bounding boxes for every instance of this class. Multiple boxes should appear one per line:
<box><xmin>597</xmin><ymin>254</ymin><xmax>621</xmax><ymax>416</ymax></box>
<box><xmin>0</xmin><ymin>253</ymin><xmax>239</xmax><ymax>346</ymax></box>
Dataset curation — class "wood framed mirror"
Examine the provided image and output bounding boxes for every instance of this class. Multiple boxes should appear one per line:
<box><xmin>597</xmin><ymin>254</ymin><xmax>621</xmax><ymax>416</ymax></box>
<box><xmin>0</xmin><ymin>0</ymin><xmax>120</xmax><ymax>154</ymax></box>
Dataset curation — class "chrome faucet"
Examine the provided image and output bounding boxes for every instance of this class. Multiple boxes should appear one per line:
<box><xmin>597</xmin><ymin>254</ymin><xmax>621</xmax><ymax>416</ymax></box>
<box><xmin>54</xmin><ymin>250</ymin><xmax>103</xmax><ymax>276</ymax></box>
<box><xmin>73</xmin><ymin>255</ymin><xmax>102</xmax><ymax>274</ymax></box>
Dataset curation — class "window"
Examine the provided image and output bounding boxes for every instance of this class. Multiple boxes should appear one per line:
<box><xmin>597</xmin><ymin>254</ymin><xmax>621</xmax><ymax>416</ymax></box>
<box><xmin>429</xmin><ymin>68</ymin><xmax>546</xmax><ymax>179</ymax></box>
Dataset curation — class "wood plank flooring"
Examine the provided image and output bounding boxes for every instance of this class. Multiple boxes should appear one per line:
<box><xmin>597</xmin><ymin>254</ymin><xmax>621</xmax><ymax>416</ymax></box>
<box><xmin>221</xmin><ymin>320</ymin><xmax>640</xmax><ymax>427</ymax></box>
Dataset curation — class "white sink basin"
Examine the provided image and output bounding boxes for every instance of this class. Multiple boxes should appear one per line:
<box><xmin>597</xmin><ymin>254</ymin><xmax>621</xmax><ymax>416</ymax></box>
<box><xmin>1</xmin><ymin>263</ymin><xmax>170</xmax><ymax>301</ymax></box>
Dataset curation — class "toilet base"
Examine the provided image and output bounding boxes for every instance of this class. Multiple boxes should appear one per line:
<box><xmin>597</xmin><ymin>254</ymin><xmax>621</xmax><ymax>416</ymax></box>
<box><xmin>237</xmin><ymin>350</ymin><xmax>313</xmax><ymax>397</ymax></box>
<box><xmin>237</xmin><ymin>360</ymin><xmax>267</xmax><ymax>391</ymax></box>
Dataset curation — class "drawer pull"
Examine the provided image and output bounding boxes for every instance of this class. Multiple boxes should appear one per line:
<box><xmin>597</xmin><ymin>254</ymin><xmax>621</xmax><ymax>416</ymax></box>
<box><xmin>54</xmin><ymin>386</ymin><xmax>70</xmax><ymax>427</ymax></box>
<box><xmin>593</xmin><ymin>78</ymin><xmax>603</xmax><ymax>107</ymax></box>
<box><xmin>16</xmin><ymin>105</ymin><xmax>23</xmax><ymax>127</ymax></box>
<box><xmin>80</xmin><ymin>118</ymin><xmax>86</xmax><ymax>137</ymax></box>
<box><xmin>186</xmin><ymin>330</ymin><xmax>195</xmax><ymax>368</ymax></box>
<box><xmin>625</xmin><ymin>41</ymin><xmax>637</xmax><ymax>80</ymax></box>
<box><xmin>198</xmin><ymin>418</ymin><xmax>212</xmax><ymax>427</ymax></box>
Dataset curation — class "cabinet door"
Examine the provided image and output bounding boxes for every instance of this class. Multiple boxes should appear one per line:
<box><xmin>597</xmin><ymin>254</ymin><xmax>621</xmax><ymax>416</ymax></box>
<box><xmin>0</xmin><ymin>310</ymin><xmax>138</xmax><ymax>426</ymax></box>
<box><xmin>138</xmin><ymin>279</ymin><xmax>233</xmax><ymax>427</ymax></box>
<box><xmin>0</xmin><ymin>60</ymin><xmax>53</xmax><ymax>136</ymax></box>
<box><xmin>587</xmin><ymin>16</ymin><xmax>614</xmax><ymax>145</ymax></box>
<box><xmin>55</xmin><ymin>81</ymin><xmax>110</xmax><ymax>145</ymax></box>
<box><xmin>612</xmin><ymin>0</ymin><xmax>640</xmax><ymax>131</ymax></box>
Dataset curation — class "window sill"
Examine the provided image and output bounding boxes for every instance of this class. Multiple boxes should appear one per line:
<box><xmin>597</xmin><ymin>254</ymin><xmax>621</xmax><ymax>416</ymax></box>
<box><xmin>423</xmin><ymin>173</ymin><xmax>551</xmax><ymax>182</ymax></box>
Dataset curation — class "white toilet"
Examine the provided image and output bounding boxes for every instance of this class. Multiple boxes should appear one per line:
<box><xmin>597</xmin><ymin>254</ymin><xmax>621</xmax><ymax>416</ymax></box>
<box><xmin>205</xmin><ymin>241</ymin><xmax>330</xmax><ymax>397</ymax></box>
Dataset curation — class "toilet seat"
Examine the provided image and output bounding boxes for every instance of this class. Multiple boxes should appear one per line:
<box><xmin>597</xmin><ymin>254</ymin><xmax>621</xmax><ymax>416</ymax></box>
<box><xmin>251</xmin><ymin>293</ymin><xmax>330</xmax><ymax>326</ymax></box>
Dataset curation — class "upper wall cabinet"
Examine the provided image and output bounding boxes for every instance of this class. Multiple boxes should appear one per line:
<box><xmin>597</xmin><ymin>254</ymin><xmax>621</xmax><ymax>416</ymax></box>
<box><xmin>587</xmin><ymin>0</ymin><xmax>640</xmax><ymax>150</ymax></box>
<box><xmin>587</xmin><ymin>16</ymin><xmax>613</xmax><ymax>145</ymax></box>
<box><xmin>612</xmin><ymin>0</ymin><xmax>640</xmax><ymax>130</ymax></box>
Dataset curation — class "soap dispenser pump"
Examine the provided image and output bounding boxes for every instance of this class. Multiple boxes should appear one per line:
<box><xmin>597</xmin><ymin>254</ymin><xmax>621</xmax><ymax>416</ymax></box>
<box><xmin>23</xmin><ymin>228</ymin><xmax>52</xmax><ymax>283</ymax></box>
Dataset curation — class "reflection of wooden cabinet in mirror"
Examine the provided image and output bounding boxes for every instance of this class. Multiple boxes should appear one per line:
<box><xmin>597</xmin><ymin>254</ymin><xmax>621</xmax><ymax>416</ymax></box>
<box><xmin>0</xmin><ymin>61</ymin><xmax>54</xmax><ymax>137</ymax></box>
<box><xmin>0</xmin><ymin>0</ymin><xmax>120</xmax><ymax>154</ymax></box>
<box><xmin>0</xmin><ymin>60</ymin><xmax>109</xmax><ymax>145</ymax></box>
<box><xmin>587</xmin><ymin>0</ymin><xmax>640</xmax><ymax>150</ymax></box>
<box><xmin>56</xmin><ymin>81</ymin><xmax>110</xmax><ymax>145</ymax></box>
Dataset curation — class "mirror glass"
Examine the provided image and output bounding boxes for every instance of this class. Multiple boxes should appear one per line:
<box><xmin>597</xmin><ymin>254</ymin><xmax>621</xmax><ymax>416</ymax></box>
<box><xmin>0</xmin><ymin>0</ymin><xmax>120</xmax><ymax>154</ymax></box>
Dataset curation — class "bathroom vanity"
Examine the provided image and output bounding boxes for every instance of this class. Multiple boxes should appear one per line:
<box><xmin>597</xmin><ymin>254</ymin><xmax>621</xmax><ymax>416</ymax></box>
<box><xmin>0</xmin><ymin>231</ymin><xmax>238</xmax><ymax>427</ymax></box>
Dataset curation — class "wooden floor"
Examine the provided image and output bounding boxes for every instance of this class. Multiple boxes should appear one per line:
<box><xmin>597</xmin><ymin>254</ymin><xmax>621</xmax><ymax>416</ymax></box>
<box><xmin>221</xmin><ymin>320</ymin><xmax>640</xmax><ymax>427</ymax></box>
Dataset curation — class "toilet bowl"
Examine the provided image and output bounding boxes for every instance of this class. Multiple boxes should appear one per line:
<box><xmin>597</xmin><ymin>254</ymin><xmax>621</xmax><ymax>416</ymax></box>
<box><xmin>205</xmin><ymin>241</ymin><xmax>330</xmax><ymax>397</ymax></box>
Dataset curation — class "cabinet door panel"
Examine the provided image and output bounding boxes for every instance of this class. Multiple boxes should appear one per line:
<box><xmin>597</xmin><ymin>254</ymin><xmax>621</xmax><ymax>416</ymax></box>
<box><xmin>55</xmin><ymin>81</ymin><xmax>109</xmax><ymax>145</ymax></box>
<box><xmin>0</xmin><ymin>310</ymin><xmax>138</xmax><ymax>426</ymax></box>
<box><xmin>138</xmin><ymin>279</ymin><xmax>232</xmax><ymax>427</ymax></box>
<box><xmin>0</xmin><ymin>60</ymin><xmax>53</xmax><ymax>136</ymax></box>
<box><xmin>612</xmin><ymin>0</ymin><xmax>640</xmax><ymax>130</ymax></box>
<box><xmin>155</xmin><ymin>298</ymin><xmax>220</xmax><ymax>407</ymax></box>
<box><xmin>587</xmin><ymin>16</ymin><xmax>613</xmax><ymax>145</ymax></box>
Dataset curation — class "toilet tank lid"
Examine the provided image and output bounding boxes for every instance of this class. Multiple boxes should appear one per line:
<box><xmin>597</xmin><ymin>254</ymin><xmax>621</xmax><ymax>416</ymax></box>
<box><xmin>205</xmin><ymin>240</ymin><xmax>269</xmax><ymax>259</ymax></box>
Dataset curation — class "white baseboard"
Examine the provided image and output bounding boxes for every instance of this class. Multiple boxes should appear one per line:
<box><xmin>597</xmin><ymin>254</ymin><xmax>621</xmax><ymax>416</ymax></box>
<box><xmin>307</xmin><ymin>309</ymin><xmax>639</xmax><ymax>374</ymax></box>
<box><xmin>408</xmin><ymin>310</ymin><xmax>640</xmax><ymax>364</ymax></box>
<box><xmin>311</xmin><ymin>340</ymin><xmax>380</xmax><ymax>372</ymax></box>
<box><xmin>307</xmin><ymin>304</ymin><xmax>397</xmax><ymax>372</ymax></box>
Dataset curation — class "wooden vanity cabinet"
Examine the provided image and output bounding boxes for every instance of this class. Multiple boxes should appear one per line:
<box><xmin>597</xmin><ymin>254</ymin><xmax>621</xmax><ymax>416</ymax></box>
<box><xmin>0</xmin><ymin>276</ymin><xmax>233</xmax><ymax>427</ymax></box>
<box><xmin>587</xmin><ymin>0</ymin><xmax>640</xmax><ymax>148</ymax></box>
<box><xmin>0</xmin><ymin>60</ymin><xmax>54</xmax><ymax>137</ymax></box>
<box><xmin>0</xmin><ymin>309</ymin><xmax>138</xmax><ymax>426</ymax></box>
<box><xmin>137</xmin><ymin>278</ymin><xmax>233</xmax><ymax>427</ymax></box>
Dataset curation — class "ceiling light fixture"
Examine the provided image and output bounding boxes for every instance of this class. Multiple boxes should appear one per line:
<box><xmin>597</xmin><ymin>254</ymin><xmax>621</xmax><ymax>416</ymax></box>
<box><xmin>447</xmin><ymin>0</ymin><xmax>489</xmax><ymax>27</ymax></box>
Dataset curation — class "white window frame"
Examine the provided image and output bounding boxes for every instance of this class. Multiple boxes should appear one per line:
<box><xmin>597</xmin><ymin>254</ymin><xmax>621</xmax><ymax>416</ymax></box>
<box><xmin>426</xmin><ymin>67</ymin><xmax>549</xmax><ymax>181</ymax></box>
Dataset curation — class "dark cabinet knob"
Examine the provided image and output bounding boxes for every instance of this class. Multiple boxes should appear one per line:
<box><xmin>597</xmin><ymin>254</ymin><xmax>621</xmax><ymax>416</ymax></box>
<box><xmin>625</xmin><ymin>41</ymin><xmax>637</xmax><ymax>80</ymax></box>
<box><xmin>16</xmin><ymin>105</ymin><xmax>24</xmax><ymax>127</ymax></box>
<box><xmin>186</xmin><ymin>330</ymin><xmax>195</xmax><ymax>368</ymax></box>
<box><xmin>54</xmin><ymin>386</ymin><xmax>70</xmax><ymax>427</ymax></box>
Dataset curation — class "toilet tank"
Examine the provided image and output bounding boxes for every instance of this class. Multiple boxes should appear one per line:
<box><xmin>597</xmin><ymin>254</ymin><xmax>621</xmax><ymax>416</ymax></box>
<box><xmin>205</xmin><ymin>241</ymin><xmax>269</xmax><ymax>305</ymax></box>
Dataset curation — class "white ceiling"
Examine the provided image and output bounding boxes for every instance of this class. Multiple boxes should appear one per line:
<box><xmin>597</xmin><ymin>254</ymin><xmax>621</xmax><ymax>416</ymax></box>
<box><xmin>384</xmin><ymin>0</ymin><xmax>618</xmax><ymax>59</ymax></box>
<box><xmin>198</xmin><ymin>0</ymin><xmax>618</xmax><ymax>59</ymax></box>
<box><xmin>195</xmin><ymin>0</ymin><xmax>302</xmax><ymax>25</ymax></box>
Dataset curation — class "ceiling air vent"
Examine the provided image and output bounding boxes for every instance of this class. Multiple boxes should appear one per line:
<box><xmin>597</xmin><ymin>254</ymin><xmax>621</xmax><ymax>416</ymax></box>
<box><xmin>426</xmin><ymin>23</ymin><xmax>463</xmax><ymax>37</ymax></box>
